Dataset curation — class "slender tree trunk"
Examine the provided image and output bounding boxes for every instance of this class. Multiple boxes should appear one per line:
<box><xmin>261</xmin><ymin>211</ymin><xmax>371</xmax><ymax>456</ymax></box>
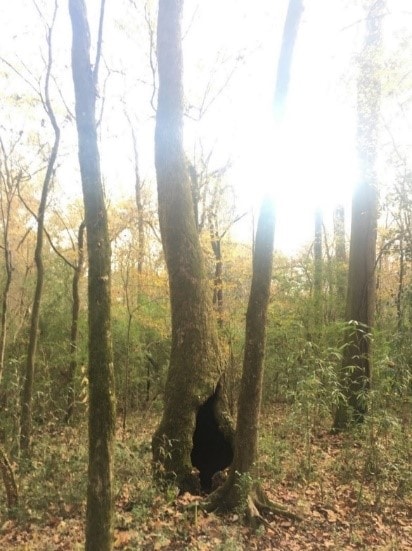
<box><xmin>69</xmin><ymin>1</ymin><xmax>115</xmax><ymax>549</ymax></box>
<box><xmin>0</xmin><ymin>146</ymin><xmax>15</xmax><ymax>385</ymax></box>
<box><xmin>65</xmin><ymin>220</ymin><xmax>86</xmax><ymax>424</ymax></box>
<box><xmin>333</xmin><ymin>0</ymin><xmax>384</xmax><ymax>430</ymax></box>
<box><xmin>152</xmin><ymin>0</ymin><xmax>232</xmax><ymax>493</ymax></box>
<box><xmin>313</xmin><ymin>208</ymin><xmax>323</xmax><ymax>339</ymax></box>
<box><xmin>206</xmin><ymin>0</ymin><xmax>303</xmax><ymax>521</ymax></box>
<box><xmin>130</xmin><ymin>125</ymin><xmax>145</xmax><ymax>275</ymax></box>
<box><xmin>232</xmin><ymin>203</ymin><xmax>274</xmax><ymax>466</ymax></box>
<box><xmin>20</xmin><ymin>5</ymin><xmax>60</xmax><ymax>453</ymax></box>
<box><xmin>209</xmin><ymin>199</ymin><xmax>275</xmax><ymax>506</ymax></box>
<box><xmin>333</xmin><ymin>204</ymin><xmax>347</xmax><ymax>318</ymax></box>
<box><xmin>0</xmin><ymin>446</ymin><xmax>18</xmax><ymax>515</ymax></box>
<box><xmin>209</xmin><ymin>213</ymin><xmax>224</xmax><ymax>327</ymax></box>
<box><xmin>396</xmin><ymin>237</ymin><xmax>405</xmax><ymax>332</ymax></box>
<box><xmin>0</xmin><ymin>245</ymin><xmax>12</xmax><ymax>386</ymax></box>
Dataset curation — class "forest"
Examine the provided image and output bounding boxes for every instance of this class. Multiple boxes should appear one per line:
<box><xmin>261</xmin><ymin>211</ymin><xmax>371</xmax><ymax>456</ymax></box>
<box><xmin>0</xmin><ymin>0</ymin><xmax>411</xmax><ymax>549</ymax></box>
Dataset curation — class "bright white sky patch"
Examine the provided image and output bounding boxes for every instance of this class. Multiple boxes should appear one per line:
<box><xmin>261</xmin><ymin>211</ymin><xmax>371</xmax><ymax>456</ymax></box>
<box><xmin>2</xmin><ymin>0</ymin><xmax>411</xmax><ymax>254</ymax></box>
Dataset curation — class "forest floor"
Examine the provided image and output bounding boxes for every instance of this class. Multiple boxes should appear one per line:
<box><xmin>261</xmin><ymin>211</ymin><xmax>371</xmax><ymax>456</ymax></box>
<box><xmin>0</xmin><ymin>405</ymin><xmax>411</xmax><ymax>550</ymax></box>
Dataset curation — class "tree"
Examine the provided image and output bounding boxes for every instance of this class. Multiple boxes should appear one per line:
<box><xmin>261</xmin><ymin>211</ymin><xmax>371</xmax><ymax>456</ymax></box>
<box><xmin>152</xmin><ymin>0</ymin><xmax>234</xmax><ymax>493</ymax></box>
<box><xmin>333</xmin><ymin>0</ymin><xmax>384</xmax><ymax>430</ymax></box>
<box><xmin>204</xmin><ymin>199</ymin><xmax>278</xmax><ymax>515</ymax></box>
<box><xmin>20</xmin><ymin>1</ymin><xmax>61</xmax><ymax>454</ymax></box>
<box><xmin>69</xmin><ymin>0</ymin><xmax>115</xmax><ymax>549</ymax></box>
<box><xmin>0</xmin><ymin>135</ymin><xmax>22</xmax><ymax>386</ymax></box>
<box><xmin>313</xmin><ymin>207</ymin><xmax>323</xmax><ymax>339</ymax></box>
<box><xmin>64</xmin><ymin>220</ymin><xmax>86</xmax><ymax>423</ymax></box>
<box><xmin>333</xmin><ymin>204</ymin><xmax>347</xmax><ymax>318</ymax></box>
<box><xmin>205</xmin><ymin>0</ymin><xmax>304</xmax><ymax>522</ymax></box>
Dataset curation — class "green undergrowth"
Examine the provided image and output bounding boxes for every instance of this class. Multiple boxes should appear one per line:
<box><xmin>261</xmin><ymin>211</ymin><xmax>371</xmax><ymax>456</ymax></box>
<box><xmin>0</xmin><ymin>404</ymin><xmax>410</xmax><ymax>549</ymax></box>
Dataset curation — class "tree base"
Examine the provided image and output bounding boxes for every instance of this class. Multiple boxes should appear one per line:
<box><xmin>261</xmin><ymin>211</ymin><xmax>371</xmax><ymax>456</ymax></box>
<box><xmin>0</xmin><ymin>447</ymin><xmax>18</xmax><ymax>516</ymax></box>
<box><xmin>201</xmin><ymin>473</ymin><xmax>302</xmax><ymax>529</ymax></box>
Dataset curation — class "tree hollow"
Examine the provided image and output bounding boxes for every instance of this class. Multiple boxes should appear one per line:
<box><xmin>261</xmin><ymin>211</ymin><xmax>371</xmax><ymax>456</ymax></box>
<box><xmin>190</xmin><ymin>391</ymin><xmax>233</xmax><ymax>493</ymax></box>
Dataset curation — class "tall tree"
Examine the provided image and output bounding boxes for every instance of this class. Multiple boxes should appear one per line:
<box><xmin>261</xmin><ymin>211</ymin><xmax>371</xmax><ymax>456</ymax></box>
<box><xmin>152</xmin><ymin>0</ymin><xmax>233</xmax><ymax>493</ymax></box>
<box><xmin>333</xmin><ymin>0</ymin><xmax>384</xmax><ymax>430</ymax></box>
<box><xmin>69</xmin><ymin>1</ymin><xmax>115</xmax><ymax>549</ymax></box>
<box><xmin>205</xmin><ymin>0</ymin><xmax>303</xmax><ymax>522</ymax></box>
<box><xmin>20</xmin><ymin>2</ymin><xmax>61</xmax><ymax>454</ymax></box>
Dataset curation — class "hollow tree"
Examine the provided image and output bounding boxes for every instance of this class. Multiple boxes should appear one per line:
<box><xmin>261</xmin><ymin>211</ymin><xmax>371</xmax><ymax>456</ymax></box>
<box><xmin>152</xmin><ymin>0</ymin><xmax>234</xmax><ymax>493</ymax></box>
<box><xmin>69</xmin><ymin>0</ymin><xmax>115</xmax><ymax>549</ymax></box>
<box><xmin>333</xmin><ymin>0</ymin><xmax>384</xmax><ymax>430</ymax></box>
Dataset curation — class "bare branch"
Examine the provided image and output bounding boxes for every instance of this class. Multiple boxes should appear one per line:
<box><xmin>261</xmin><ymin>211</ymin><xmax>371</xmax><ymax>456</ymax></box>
<box><xmin>94</xmin><ymin>0</ymin><xmax>106</xmax><ymax>85</ymax></box>
<box><xmin>144</xmin><ymin>2</ymin><xmax>157</xmax><ymax>113</ymax></box>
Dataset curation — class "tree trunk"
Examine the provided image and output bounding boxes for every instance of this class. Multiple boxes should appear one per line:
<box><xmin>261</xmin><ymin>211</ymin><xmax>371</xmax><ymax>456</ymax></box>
<box><xmin>152</xmin><ymin>0</ymin><xmax>233</xmax><ymax>493</ymax></box>
<box><xmin>333</xmin><ymin>204</ymin><xmax>347</xmax><ymax>319</ymax></box>
<box><xmin>0</xmin><ymin>446</ymin><xmax>18</xmax><ymax>516</ymax></box>
<box><xmin>69</xmin><ymin>1</ymin><xmax>115</xmax><ymax>549</ymax></box>
<box><xmin>130</xmin><ymin>124</ymin><xmax>145</xmax><ymax>275</ymax></box>
<box><xmin>206</xmin><ymin>198</ymin><xmax>275</xmax><ymax>507</ymax></box>
<box><xmin>205</xmin><ymin>0</ymin><xmax>303</xmax><ymax>522</ymax></box>
<box><xmin>65</xmin><ymin>220</ymin><xmax>86</xmax><ymax>424</ymax></box>
<box><xmin>0</xmin><ymin>137</ymin><xmax>18</xmax><ymax>386</ymax></box>
<box><xmin>313</xmin><ymin>208</ymin><xmax>323</xmax><ymax>339</ymax></box>
<box><xmin>396</xmin><ymin>237</ymin><xmax>405</xmax><ymax>332</ymax></box>
<box><xmin>20</xmin><ymin>5</ymin><xmax>60</xmax><ymax>453</ymax></box>
<box><xmin>209</xmin><ymin>213</ymin><xmax>224</xmax><ymax>328</ymax></box>
<box><xmin>333</xmin><ymin>0</ymin><xmax>384</xmax><ymax>430</ymax></box>
<box><xmin>0</xmin><ymin>243</ymin><xmax>12</xmax><ymax>386</ymax></box>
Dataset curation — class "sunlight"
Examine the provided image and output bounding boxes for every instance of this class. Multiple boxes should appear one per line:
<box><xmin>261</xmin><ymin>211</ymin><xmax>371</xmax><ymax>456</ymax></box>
<box><xmin>228</xmin><ymin>97</ymin><xmax>357</xmax><ymax>252</ymax></box>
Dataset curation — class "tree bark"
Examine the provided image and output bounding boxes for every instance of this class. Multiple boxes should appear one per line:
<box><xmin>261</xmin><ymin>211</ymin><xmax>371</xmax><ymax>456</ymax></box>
<box><xmin>65</xmin><ymin>220</ymin><xmax>86</xmax><ymax>424</ymax></box>
<box><xmin>69</xmin><ymin>1</ymin><xmax>115</xmax><ymax>549</ymax></box>
<box><xmin>152</xmin><ymin>0</ymin><xmax>232</xmax><ymax>493</ymax></box>
<box><xmin>209</xmin><ymin>211</ymin><xmax>224</xmax><ymax>328</ymax></box>
<box><xmin>206</xmin><ymin>199</ymin><xmax>275</xmax><ymax>508</ymax></box>
<box><xmin>0</xmin><ymin>446</ymin><xmax>18</xmax><ymax>515</ymax></box>
<box><xmin>333</xmin><ymin>0</ymin><xmax>384</xmax><ymax>430</ymax></box>
<box><xmin>205</xmin><ymin>200</ymin><xmax>301</xmax><ymax>522</ymax></box>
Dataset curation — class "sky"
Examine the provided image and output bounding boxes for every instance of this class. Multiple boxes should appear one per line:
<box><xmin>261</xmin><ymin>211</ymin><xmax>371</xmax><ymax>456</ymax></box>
<box><xmin>1</xmin><ymin>0</ymin><xmax>411</xmax><ymax>254</ymax></box>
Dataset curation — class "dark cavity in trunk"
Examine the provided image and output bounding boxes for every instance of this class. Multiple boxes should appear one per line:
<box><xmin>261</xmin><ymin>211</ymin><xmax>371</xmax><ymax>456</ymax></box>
<box><xmin>191</xmin><ymin>391</ymin><xmax>233</xmax><ymax>493</ymax></box>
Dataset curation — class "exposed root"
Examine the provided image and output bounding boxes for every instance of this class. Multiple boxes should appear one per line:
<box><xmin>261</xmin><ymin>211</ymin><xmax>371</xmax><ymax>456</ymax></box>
<box><xmin>201</xmin><ymin>478</ymin><xmax>303</xmax><ymax>529</ymax></box>
<box><xmin>245</xmin><ymin>487</ymin><xmax>303</xmax><ymax>529</ymax></box>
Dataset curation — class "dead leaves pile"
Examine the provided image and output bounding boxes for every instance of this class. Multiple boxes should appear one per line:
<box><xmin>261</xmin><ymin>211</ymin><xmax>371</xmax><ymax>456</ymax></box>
<box><xmin>0</xmin><ymin>413</ymin><xmax>411</xmax><ymax>550</ymax></box>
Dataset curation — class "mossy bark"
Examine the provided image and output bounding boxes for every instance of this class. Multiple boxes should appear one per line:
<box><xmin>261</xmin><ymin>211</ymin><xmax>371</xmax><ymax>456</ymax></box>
<box><xmin>152</xmin><ymin>0</ymin><xmax>231</xmax><ymax>492</ymax></box>
<box><xmin>69</xmin><ymin>1</ymin><xmax>115</xmax><ymax>550</ymax></box>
